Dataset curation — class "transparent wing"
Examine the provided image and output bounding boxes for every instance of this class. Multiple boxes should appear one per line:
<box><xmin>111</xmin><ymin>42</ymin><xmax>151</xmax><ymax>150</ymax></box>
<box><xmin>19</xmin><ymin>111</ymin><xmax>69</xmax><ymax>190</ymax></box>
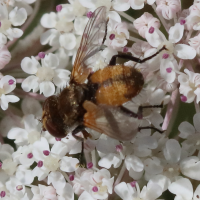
<box><xmin>83</xmin><ymin>101</ymin><xmax>139</xmax><ymax>141</ymax></box>
<box><xmin>70</xmin><ymin>6</ymin><xmax>108</xmax><ymax>84</ymax></box>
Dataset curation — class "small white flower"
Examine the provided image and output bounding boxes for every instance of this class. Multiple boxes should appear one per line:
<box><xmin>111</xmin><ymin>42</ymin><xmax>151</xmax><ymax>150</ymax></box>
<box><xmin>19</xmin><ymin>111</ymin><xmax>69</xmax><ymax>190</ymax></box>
<box><xmin>189</xmin><ymin>33</ymin><xmax>200</xmax><ymax>55</ymax></box>
<box><xmin>156</xmin><ymin>0</ymin><xmax>181</xmax><ymax>20</ymax></box>
<box><xmin>178</xmin><ymin>69</ymin><xmax>200</xmax><ymax>103</ymax></box>
<box><xmin>178</xmin><ymin>113</ymin><xmax>200</xmax><ymax>155</ymax></box>
<box><xmin>161</xmin><ymin>139</ymin><xmax>185</xmax><ymax>181</ymax></box>
<box><xmin>125</xmin><ymin>154</ymin><xmax>144</xmax><ymax>180</ymax></box>
<box><xmin>40</xmin><ymin>7</ymin><xmax>77</xmax><ymax>50</ymax></box>
<box><xmin>80</xmin><ymin>168</ymin><xmax>114</xmax><ymax>199</ymax></box>
<box><xmin>0</xmin><ymin>3</ymin><xmax>27</xmax><ymax>41</ymax></box>
<box><xmin>186</xmin><ymin>4</ymin><xmax>200</xmax><ymax>31</ymax></box>
<box><xmin>97</xmin><ymin>134</ymin><xmax>125</xmax><ymax>169</ymax></box>
<box><xmin>145</xmin><ymin>24</ymin><xmax>196</xmax><ymax>83</ymax></box>
<box><xmin>134</xmin><ymin>12</ymin><xmax>160</xmax><ymax>38</ymax></box>
<box><xmin>106</xmin><ymin>20</ymin><xmax>129</xmax><ymax>49</ymax></box>
<box><xmin>146</xmin><ymin>24</ymin><xmax>196</xmax><ymax>59</ymax></box>
<box><xmin>2</xmin><ymin>158</ymin><xmax>17</xmax><ymax>176</ymax></box>
<box><xmin>31</xmin><ymin>184</ymin><xmax>57</xmax><ymax>200</ymax></box>
<box><xmin>21</xmin><ymin>53</ymin><xmax>70</xmax><ymax>97</ymax></box>
<box><xmin>115</xmin><ymin>181</ymin><xmax>162</xmax><ymax>200</ymax></box>
<box><xmin>0</xmin><ymin>75</ymin><xmax>19</xmax><ymax>110</ymax></box>
<box><xmin>32</xmin><ymin>137</ymin><xmax>78</xmax><ymax>181</ymax></box>
<box><xmin>0</xmin><ymin>143</ymin><xmax>14</xmax><ymax>182</ymax></box>
<box><xmin>7</xmin><ymin>114</ymin><xmax>41</xmax><ymax>145</ymax></box>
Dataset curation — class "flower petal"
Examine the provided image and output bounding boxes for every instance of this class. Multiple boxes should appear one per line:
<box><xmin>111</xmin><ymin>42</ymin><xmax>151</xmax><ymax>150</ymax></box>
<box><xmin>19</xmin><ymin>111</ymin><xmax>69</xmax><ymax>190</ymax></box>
<box><xmin>6</xmin><ymin>28</ymin><xmax>23</xmax><ymax>40</ymax></box>
<box><xmin>0</xmin><ymin>46</ymin><xmax>11</xmax><ymax>69</ymax></box>
<box><xmin>21</xmin><ymin>75</ymin><xmax>39</xmax><ymax>93</ymax></box>
<box><xmin>163</xmin><ymin>139</ymin><xmax>181</xmax><ymax>163</ymax></box>
<box><xmin>60</xmin><ymin>156</ymin><xmax>79</xmax><ymax>172</ymax></box>
<box><xmin>7</xmin><ymin>127</ymin><xmax>28</xmax><ymax>144</ymax></box>
<box><xmin>194</xmin><ymin>184</ymin><xmax>200</xmax><ymax>200</ymax></box>
<box><xmin>180</xmin><ymin>156</ymin><xmax>200</xmax><ymax>180</ymax></box>
<box><xmin>114</xmin><ymin>182</ymin><xmax>133</xmax><ymax>200</ymax></box>
<box><xmin>40</xmin><ymin>29</ymin><xmax>60</xmax><ymax>46</ymax></box>
<box><xmin>130</xmin><ymin>0</ymin><xmax>144</xmax><ymax>10</ymax></box>
<box><xmin>43</xmin><ymin>53</ymin><xmax>59</xmax><ymax>69</ymax></box>
<box><xmin>9</xmin><ymin>7</ymin><xmax>27</xmax><ymax>26</ymax></box>
<box><xmin>112</xmin><ymin>0</ymin><xmax>130</xmax><ymax>11</ymax></box>
<box><xmin>149</xmin><ymin>175</ymin><xmax>171</xmax><ymax>192</ymax></box>
<box><xmin>1</xmin><ymin>75</ymin><xmax>16</xmax><ymax>94</ymax></box>
<box><xmin>0</xmin><ymin>3</ymin><xmax>8</xmax><ymax>20</ymax></box>
<box><xmin>40</xmin><ymin>12</ymin><xmax>57</xmax><ymax>28</ymax></box>
<box><xmin>53</xmin><ymin>69</ymin><xmax>70</xmax><ymax>88</ymax></box>
<box><xmin>169</xmin><ymin>23</ymin><xmax>184</xmax><ymax>43</ymax></box>
<box><xmin>5</xmin><ymin>95</ymin><xmax>19</xmax><ymax>103</ymax></box>
<box><xmin>1</xmin><ymin>94</ymin><xmax>8</xmax><ymax>110</ymax></box>
<box><xmin>78</xmin><ymin>191</ymin><xmax>94</xmax><ymax>200</ymax></box>
<box><xmin>74</xmin><ymin>16</ymin><xmax>88</xmax><ymax>35</ymax></box>
<box><xmin>168</xmin><ymin>178</ymin><xmax>193</xmax><ymax>200</ymax></box>
<box><xmin>59</xmin><ymin>33</ymin><xmax>76</xmax><ymax>50</ymax></box>
<box><xmin>174</xmin><ymin>44</ymin><xmax>196</xmax><ymax>59</ymax></box>
<box><xmin>178</xmin><ymin>121</ymin><xmax>195</xmax><ymax>139</ymax></box>
<box><xmin>39</xmin><ymin>81</ymin><xmax>55</xmax><ymax>97</ymax></box>
<box><xmin>21</xmin><ymin>56</ymin><xmax>40</xmax><ymax>74</ymax></box>
<box><xmin>145</xmin><ymin>28</ymin><xmax>167</xmax><ymax>48</ymax></box>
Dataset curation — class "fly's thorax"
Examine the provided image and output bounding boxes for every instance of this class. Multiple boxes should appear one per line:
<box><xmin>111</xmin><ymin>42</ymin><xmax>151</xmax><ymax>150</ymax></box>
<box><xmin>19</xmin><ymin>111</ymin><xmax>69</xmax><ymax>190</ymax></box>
<box><xmin>58</xmin><ymin>84</ymin><xmax>88</xmax><ymax>128</ymax></box>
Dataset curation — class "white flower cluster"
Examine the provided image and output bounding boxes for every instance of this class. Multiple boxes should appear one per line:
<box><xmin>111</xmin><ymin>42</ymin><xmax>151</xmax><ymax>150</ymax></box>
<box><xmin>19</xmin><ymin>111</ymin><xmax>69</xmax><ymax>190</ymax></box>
<box><xmin>0</xmin><ymin>0</ymin><xmax>37</xmax><ymax>110</ymax></box>
<box><xmin>1</xmin><ymin>0</ymin><xmax>200</xmax><ymax>200</ymax></box>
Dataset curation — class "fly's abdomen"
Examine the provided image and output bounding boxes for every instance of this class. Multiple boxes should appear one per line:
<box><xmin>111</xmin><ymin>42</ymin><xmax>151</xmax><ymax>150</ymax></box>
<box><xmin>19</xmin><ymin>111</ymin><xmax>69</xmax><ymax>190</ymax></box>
<box><xmin>88</xmin><ymin>65</ymin><xmax>144</xmax><ymax>106</ymax></box>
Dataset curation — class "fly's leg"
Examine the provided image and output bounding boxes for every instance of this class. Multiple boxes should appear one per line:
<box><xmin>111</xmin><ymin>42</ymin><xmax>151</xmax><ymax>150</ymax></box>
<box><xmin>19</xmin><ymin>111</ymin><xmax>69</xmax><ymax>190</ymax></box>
<box><xmin>138</xmin><ymin>126</ymin><xmax>164</xmax><ymax>133</ymax></box>
<box><xmin>137</xmin><ymin>103</ymin><xmax>164</xmax><ymax>119</ymax></box>
<box><xmin>109</xmin><ymin>46</ymin><xmax>166</xmax><ymax>65</ymax></box>
<box><xmin>72</xmin><ymin>125</ymin><xmax>91</xmax><ymax>167</ymax></box>
<box><xmin>138</xmin><ymin>103</ymin><xmax>164</xmax><ymax>133</ymax></box>
<box><xmin>120</xmin><ymin>103</ymin><xmax>164</xmax><ymax>133</ymax></box>
<box><xmin>120</xmin><ymin>103</ymin><xmax>163</xmax><ymax>119</ymax></box>
<box><xmin>120</xmin><ymin>106</ymin><xmax>138</xmax><ymax>118</ymax></box>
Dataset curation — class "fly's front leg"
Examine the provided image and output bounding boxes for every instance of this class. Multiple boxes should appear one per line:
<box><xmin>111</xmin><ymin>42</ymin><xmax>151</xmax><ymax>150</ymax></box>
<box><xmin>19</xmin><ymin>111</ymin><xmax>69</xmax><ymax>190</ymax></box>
<box><xmin>72</xmin><ymin>125</ymin><xmax>90</xmax><ymax>167</ymax></box>
<box><xmin>109</xmin><ymin>46</ymin><xmax>166</xmax><ymax>65</ymax></box>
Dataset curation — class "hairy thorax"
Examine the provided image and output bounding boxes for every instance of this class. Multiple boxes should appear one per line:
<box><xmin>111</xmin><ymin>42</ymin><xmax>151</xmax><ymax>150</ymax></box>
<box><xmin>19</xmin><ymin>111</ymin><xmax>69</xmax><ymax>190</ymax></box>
<box><xmin>58</xmin><ymin>83</ymin><xmax>88</xmax><ymax>128</ymax></box>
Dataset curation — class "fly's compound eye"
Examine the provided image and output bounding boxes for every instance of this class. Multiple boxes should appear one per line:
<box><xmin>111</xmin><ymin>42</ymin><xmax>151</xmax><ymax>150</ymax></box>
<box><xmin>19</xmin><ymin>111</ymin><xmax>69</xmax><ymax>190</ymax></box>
<box><xmin>45</xmin><ymin>119</ymin><xmax>66</xmax><ymax>138</ymax></box>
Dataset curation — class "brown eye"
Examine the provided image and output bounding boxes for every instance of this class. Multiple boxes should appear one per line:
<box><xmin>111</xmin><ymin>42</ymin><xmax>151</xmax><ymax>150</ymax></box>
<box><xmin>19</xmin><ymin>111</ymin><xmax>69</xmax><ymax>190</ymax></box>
<box><xmin>45</xmin><ymin>119</ymin><xmax>66</xmax><ymax>138</ymax></box>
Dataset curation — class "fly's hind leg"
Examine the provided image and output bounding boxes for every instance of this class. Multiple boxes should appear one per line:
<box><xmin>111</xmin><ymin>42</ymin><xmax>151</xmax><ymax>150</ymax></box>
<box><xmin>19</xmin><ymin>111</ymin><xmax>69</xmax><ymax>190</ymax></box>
<box><xmin>109</xmin><ymin>46</ymin><xmax>166</xmax><ymax>66</ymax></box>
<box><xmin>120</xmin><ymin>102</ymin><xmax>164</xmax><ymax>133</ymax></box>
<box><xmin>138</xmin><ymin>126</ymin><xmax>164</xmax><ymax>133</ymax></box>
<box><xmin>137</xmin><ymin>103</ymin><xmax>164</xmax><ymax>119</ymax></box>
<box><xmin>120</xmin><ymin>102</ymin><xmax>163</xmax><ymax>119</ymax></box>
<box><xmin>138</xmin><ymin>103</ymin><xmax>164</xmax><ymax>133</ymax></box>
<box><xmin>72</xmin><ymin>125</ymin><xmax>91</xmax><ymax>167</ymax></box>
<box><xmin>120</xmin><ymin>106</ymin><xmax>138</xmax><ymax>118</ymax></box>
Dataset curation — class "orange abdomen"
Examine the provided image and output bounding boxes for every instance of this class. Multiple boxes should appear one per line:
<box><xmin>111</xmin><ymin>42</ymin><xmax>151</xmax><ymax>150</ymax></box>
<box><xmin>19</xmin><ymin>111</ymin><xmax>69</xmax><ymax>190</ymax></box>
<box><xmin>89</xmin><ymin>65</ymin><xmax>144</xmax><ymax>106</ymax></box>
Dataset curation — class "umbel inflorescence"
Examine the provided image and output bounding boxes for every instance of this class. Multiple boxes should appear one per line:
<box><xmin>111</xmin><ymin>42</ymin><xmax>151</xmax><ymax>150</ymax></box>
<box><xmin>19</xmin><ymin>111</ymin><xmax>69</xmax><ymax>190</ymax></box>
<box><xmin>1</xmin><ymin>0</ymin><xmax>200</xmax><ymax>200</ymax></box>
